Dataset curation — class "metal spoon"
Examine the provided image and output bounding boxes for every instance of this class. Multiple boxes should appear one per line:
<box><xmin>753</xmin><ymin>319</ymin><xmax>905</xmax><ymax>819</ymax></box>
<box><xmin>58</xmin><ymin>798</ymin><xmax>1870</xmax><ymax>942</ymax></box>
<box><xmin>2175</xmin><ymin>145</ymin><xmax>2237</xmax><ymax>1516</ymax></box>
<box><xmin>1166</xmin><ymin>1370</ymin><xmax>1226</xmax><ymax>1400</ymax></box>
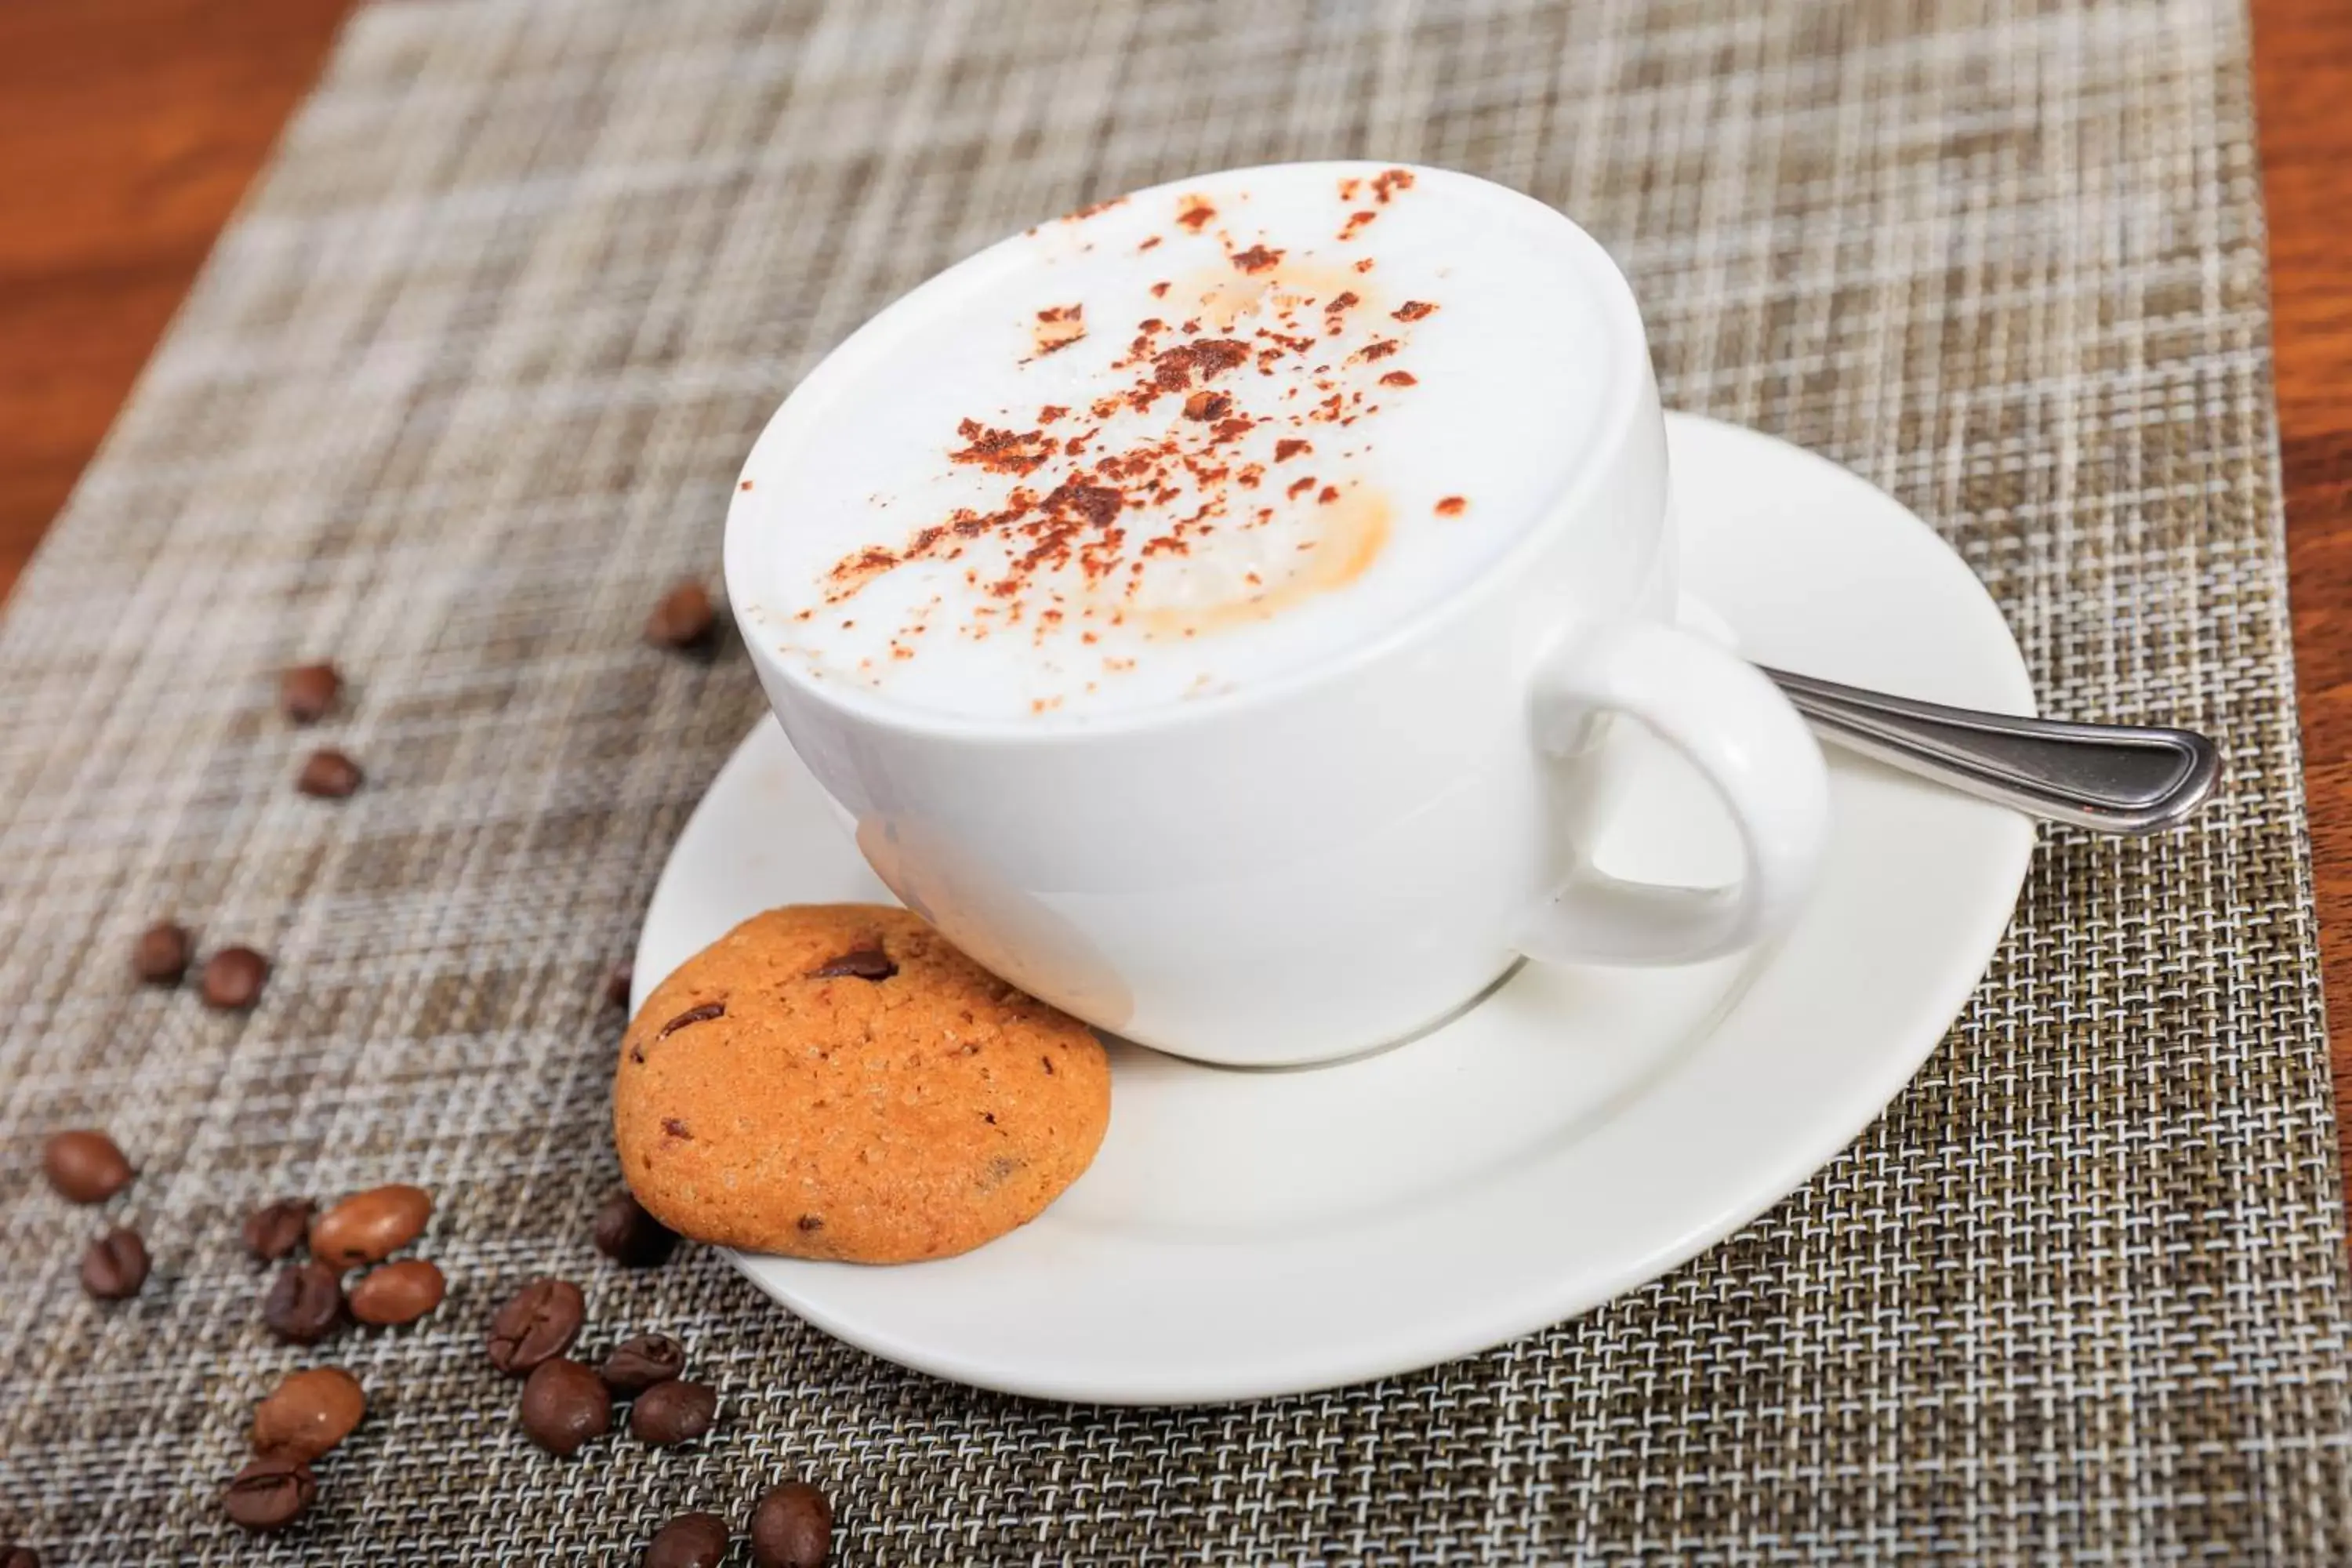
<box><xmin>1761</xmin><ymin>666</ymin><xmax>2220</xmax><ymax>835</ymax></box>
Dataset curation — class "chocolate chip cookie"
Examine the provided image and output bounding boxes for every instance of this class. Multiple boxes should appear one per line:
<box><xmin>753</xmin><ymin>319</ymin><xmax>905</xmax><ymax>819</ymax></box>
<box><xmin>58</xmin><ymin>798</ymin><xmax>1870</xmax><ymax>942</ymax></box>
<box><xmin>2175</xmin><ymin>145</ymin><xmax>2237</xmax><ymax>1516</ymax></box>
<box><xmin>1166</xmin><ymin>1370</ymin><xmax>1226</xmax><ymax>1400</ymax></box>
<box><xmin>612</xmin><ymin>905</ymin><xmax>1110</xmax><ymax>1263</ymax></box>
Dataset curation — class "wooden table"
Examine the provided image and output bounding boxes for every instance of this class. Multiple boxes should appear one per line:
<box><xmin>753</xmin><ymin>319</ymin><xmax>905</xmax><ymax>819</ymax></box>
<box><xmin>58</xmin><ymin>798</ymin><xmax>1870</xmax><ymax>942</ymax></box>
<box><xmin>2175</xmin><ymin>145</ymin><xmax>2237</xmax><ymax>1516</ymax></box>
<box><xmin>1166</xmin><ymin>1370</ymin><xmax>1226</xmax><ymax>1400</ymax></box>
<box><xmin>5</xmin><ymin>2</ymin><xmax>2351</xmax><ymax>1207</ymax></box>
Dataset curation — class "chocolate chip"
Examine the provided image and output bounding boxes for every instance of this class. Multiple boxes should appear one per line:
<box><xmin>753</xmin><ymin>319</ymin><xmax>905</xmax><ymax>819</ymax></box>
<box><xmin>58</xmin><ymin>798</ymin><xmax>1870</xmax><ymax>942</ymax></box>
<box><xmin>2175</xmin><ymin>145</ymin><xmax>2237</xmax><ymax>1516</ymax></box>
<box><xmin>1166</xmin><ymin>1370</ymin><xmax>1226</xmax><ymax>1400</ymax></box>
<box><xmin>310</xmin><ymin>1184</ymin><xmax>432</xmax><ymax>1267</ymax></box>
<box><xmin>487</xmin><ymin>1277</ymin><xmax>586</xmax><ymax>1376</ymax></box>
<box><xmin>645</xmin><ymin>582</ymin><xmax>717</xmax><ymax>649</ymax></box>
<box><xmin>644</xmin><ymin>1512</ymin><xmax>731</xmax><ymax>1568</ymax></box>
<box><xmin>662</xmin><ymin>1119</ymin><xmax>691</xmax><ymax>1140</ymax></box>
<box><xmin>242</xmin><ymin>1198</ymin><xmax>314</xmax><ymax>1262</ymax></box>
<box><xmin>349</xmin><ymin>1258</ymin><xmax>446</xmax><ymax>1326</ymax></box>
<box><xmin>797</xmin><ymin>1214</ymin><xmax>823</xmax><ymax>1233</ymax></box>
<box><xmin>657</xmin><ymin>1001</ymin><xmax>726</xmax><ymax>1039</ymax></box>
<box><xmin>809</xmin><ymin>946</ymin><xmax>895</xmax><ymax>981</ymax></box>
<box><xmin>601</xmin><ymin>1334</ymin><xmax>686</xmax><ymax>1395</ymax></box>
<box><xmin>223</xmin><ymin>1453</ymin><xmax>315</xmax><ymax>1533</ymax></box>
<box><xmin>133</xmin><ymin>920</ymin><xmax>191</xmax><ymax>984</ymax></box>
<box><xmin>263</xmin><ymin>1261</ymin><xmax>345</xmax><ymax>1344</ymax></box>
<box><xmin>43</xmin><ymin>1130</ymin><xmax>132</xmax><ymax>1203</ymax></box>
<box><xmin>604</xmin><ymin>959</ymin><xmax>635</xmax><ymax>1008</ymax></box>
<box><xmin>630</xmin><ymin>1378</ymin><xmax>717</xmax><ymax>1446</ymax></box>
<box><xmin>749</xmin><ymin>1481</ymin><xmax>833</xmax><ymax>1568</ymax></box>
<box><xmin>518</xmin><ymin>1358</ymin><xmax>611</xmax><ymax>1456</ymax></box>
<box><xmin>278</xmin><ymin>662</ymin><xmax>341</xmax><ymax>724</ymax></box>
<box><xmin>296</xmin><ymin>748</ymin><xmax>364</xmax><ymax>799</ymax></box>
<box><xmin>593</xmin><ymin>1190</ymin><xmax>677</xmax><ymax>1268</ymax></box>
<box><xmin>200</xmin><ymin>946</ymin><xmax>269</xmax><ymax>1011</ymax></box>
<box><xmin>250</xmin><ymin>1367</ymin><xmax>366</xmax><ymax>1463</ymax></box>
<box><xmin>80</xmin><ymin>1228</ymin><xmax>149</xmax><ymax>1300</ymax></box>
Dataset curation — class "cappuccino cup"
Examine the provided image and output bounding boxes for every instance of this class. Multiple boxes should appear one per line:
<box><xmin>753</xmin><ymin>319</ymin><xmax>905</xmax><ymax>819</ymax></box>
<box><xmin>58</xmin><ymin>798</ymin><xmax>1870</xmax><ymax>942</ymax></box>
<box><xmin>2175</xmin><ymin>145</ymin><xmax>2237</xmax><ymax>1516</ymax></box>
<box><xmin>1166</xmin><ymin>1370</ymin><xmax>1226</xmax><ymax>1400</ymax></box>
<box><xmin>725</xmin><ymin>162</ymin><xmax>1829</xmax><ymax>1066</ymax></box>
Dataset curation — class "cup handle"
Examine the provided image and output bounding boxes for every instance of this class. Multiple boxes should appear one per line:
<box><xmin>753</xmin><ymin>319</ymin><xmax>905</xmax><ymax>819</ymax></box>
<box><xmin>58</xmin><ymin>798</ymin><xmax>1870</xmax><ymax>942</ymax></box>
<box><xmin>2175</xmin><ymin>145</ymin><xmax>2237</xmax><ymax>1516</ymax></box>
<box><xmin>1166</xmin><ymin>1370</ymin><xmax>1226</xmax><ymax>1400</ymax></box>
<box><xmin>1519</xmin><ymin>618</ymin><xmax>1831</xmax><ymax>965</ymax></box>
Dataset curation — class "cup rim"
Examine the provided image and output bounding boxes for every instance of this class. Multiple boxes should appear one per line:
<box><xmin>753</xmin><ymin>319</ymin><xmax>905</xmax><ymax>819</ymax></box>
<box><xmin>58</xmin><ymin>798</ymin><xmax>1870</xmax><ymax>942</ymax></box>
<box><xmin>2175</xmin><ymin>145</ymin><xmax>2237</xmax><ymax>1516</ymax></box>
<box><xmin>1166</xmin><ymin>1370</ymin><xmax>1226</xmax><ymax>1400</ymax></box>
<box><xmin>723</xmin><ymin>159</ymin><xmax>1653</xmax><ymax>745</ymax></box>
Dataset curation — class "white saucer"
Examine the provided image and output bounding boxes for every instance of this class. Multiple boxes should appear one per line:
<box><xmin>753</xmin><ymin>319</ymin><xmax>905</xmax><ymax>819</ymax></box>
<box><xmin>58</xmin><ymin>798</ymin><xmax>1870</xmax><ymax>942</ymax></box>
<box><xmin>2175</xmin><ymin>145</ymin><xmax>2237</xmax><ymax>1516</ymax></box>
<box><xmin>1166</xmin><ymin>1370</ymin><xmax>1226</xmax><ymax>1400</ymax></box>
<box><xmin>633</xmin><ymin>413</ymin><xmax>2037</xmax><ymax>1405</ymax></box>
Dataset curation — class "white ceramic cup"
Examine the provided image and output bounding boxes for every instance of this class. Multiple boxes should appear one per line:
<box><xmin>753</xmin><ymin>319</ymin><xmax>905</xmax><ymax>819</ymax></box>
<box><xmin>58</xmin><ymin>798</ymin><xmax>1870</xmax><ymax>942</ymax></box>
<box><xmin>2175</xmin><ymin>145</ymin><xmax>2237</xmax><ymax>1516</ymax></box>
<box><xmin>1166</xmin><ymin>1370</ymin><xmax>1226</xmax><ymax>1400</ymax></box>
<box><xmin>727</xmin><ymin>164</ymin><xmax>1830</xmax><ymax>1066</ymax></box>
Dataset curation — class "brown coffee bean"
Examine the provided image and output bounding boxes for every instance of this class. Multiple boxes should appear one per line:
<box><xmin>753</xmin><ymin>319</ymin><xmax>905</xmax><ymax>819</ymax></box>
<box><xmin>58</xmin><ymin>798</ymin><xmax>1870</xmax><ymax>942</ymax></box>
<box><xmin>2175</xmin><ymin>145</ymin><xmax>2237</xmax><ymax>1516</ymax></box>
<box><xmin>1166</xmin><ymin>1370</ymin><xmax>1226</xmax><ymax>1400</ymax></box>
<box><xmin>2</xmin><ymin>1544</ymin><xmax>38</xmax><ymax>1568</ymax></box>
<box><xmin>133</xmin><ymin>920</ymin><xmax>191</xmax><ymax>984</ymax></box>
<box><xmin>750</xmin><ymin>1481</ymin><xmax>833</xmax><ymax>1568</ymax></box>
<box><xmin>310</xmin><ymin>1184</ymin><xmax>432</xmax><ymax>1266</ymax></box>
<box><xmin>629</xmin><ymin>1378</ymin><xmax>717</xmax><ymax>1446</ymax></box>
<box><xmin>279</xmin><ymin>662</ymin><xmax>341</xmax><ymax>724</ymax></box>
<box><xmin>243</xmin><ymin>1198</ymin><xmax>314</xmax><ymax>1262</ymax></box>
<box><xmin>296</xmin><ymin>748</ymin><xmax>364</xmax><ymax>799</ymax></box>
<box><xmin>250</xmin><ymin>1367</ymin><xmax>365</xmax><ymax>1462</ymax></box>
<box><xmin>80</xmin><ymin>1229</ymin><xmax>149</xmax><ymax>1300</ymax></box>
<box><xmin>644</xmin><ymin>1512</ymin><xmax>731</xmax><ymax>1568</ymax></box>
<box><xmin>223</xmin><ymin>1453</ymin><xmax>315</xmax><ymax>1533</ymax></box>
<box><xmin>263</xmin><ymin>1261</ymin><xmax>345</xmax><ymax>1344</ymax></box>
<box><xmin>518</xmin><ymin>1358</ymin><xmax>611</xmax><ymax>1456</ymax></box>
<box><xmin>601</xmin><ymin>1334</ymin><xmax>686</xmax><ymax>1395</ymax></box>
<box><xmin>486</xmin><ymin>1276</ymin><xmax>586</xmax><ymax>1376</ymax></box>
<box><xmin>604</xmin><ymin>959</ymin><xmax>635</xmax><ymax>1008</ymax></box>
<box><xmin>593</xmin><ymin>1189</ymin><xmax>677</xmax><ymax>1268</ymax></box>
<box><xmin>43</xmin><ymin>1129</ymin><xmax>132</xmax><ymax>1203</ymax></box>
<box><xmin>645</xmin><ymin>582</ymin><xmax>716</xmax><ymax>648</ymax></box>
<box><xmin>349</xmin><ymin>1258</ymin><xmax>445</xmax><ymax>1325</ymax></box>
<box><xmin>201</xmin><ymin>946</ymin><xmax>270</xmax><ymax>1011</ymax></box>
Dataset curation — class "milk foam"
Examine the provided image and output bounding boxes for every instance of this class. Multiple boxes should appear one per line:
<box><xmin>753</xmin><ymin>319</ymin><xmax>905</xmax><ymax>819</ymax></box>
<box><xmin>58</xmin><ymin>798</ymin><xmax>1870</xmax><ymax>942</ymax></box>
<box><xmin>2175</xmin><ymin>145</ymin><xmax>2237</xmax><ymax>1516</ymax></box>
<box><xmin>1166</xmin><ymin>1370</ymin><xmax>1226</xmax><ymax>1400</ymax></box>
<box><xmin>736</xmin><ymin>163</ymin><xmax>1621</xmax><ymax>723</ymax></box>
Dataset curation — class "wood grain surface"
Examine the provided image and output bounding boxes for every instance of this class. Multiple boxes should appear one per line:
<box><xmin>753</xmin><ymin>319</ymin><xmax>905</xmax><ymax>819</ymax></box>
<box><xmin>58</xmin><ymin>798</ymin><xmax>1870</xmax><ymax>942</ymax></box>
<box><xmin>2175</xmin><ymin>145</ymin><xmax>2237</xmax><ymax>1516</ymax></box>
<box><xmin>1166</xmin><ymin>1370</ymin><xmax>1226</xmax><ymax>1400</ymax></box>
<box><xmin>1</xmin><ymin>2</ymin><xmax>2348</xmax><ymax>1206</ymax></box>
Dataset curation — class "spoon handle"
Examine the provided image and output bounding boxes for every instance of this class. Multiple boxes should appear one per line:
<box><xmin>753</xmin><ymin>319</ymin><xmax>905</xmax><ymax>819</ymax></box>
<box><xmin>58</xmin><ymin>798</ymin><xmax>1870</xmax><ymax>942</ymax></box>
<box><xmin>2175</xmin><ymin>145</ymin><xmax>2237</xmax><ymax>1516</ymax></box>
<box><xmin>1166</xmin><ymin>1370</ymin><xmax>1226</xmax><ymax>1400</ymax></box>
<box><xmin>1759</xmin><ymin>666</ymin><xmax>2220</xmax><ymax>835</ymax></box>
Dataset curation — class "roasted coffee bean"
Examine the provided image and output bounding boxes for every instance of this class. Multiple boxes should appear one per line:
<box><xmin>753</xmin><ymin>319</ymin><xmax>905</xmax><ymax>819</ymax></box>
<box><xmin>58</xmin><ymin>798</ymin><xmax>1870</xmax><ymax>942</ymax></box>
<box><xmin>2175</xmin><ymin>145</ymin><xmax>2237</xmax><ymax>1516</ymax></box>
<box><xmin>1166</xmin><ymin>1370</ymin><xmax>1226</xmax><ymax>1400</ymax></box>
<box><xmin>279</xmin><ymin>662</ymin><xmax>340</xmax><ymax>724</ymax></box>
<box><xmin>644</xmin><ymin>1512</ymin><xmax>731</xmax><ymax>1568</ymax></box>
<box><xmin>2</xmin><ymin>1544</ymin><xmax>38</xmax><ymax>1568</ymax></box>
<box><xmin>593</xmin><ymin>1189</ymin><xmax>677</xmax><ymax>1268</ymax></box>
<box><xmin>44</xmin><ymin>1129</ymin><xmax>132</xmax><ymax>1203</ymax></box>
<box><xmin>310</xmin><ymin>1184</ymin><xmax>431</xmax><ymax>1266</ymax></box>
<box><xmin>486</xmin><ymin>1276</ymin><xmax>585</xmax><ymax>1375</ymax></box>
<box><xmin>604</xmin><ymin>959</ymin><xmax>636</xmax><ymax>1009</ymax></box>
<box><xmin>243</xmin><ymin>1197</ymin><xmax>314</xmax><ymax>1262</ymax></box>
<box><xmin>349</xmin><ymin>1258</ymin><xmax>445</xmax><ymax>1325</ymax></box>
<box><xmin>296</xmin><ymin>748</ymin><xmax>364</xmax><ymax>799</ymax></box>
<box><xmin>223</xmin><ymin>1454</ymin><xmax>315</xmax><ymax>1533</ymax></box>
<box><xmin>750</xmin><ymin>1481</ymin><xmax>833</xmax><ymax>1568</ymax></box>
<box><xmin>251</xmin><ymin>1367</ymin><xmax>365</xmax><ymax>1462</ymax></box>
<box><xmin>629</xmin><ymin>1378</ymin><xmax>717</xmax><ymax>1446</ymax></box>
<box><xmin>81</xmin><ymin>1228</ymin><xmax>149</xmax><ymax>1299</ymax></box>
<box><xmin>201</xmin><ymin>946</ymin><xmax>270</xmax><ymax>1011</ymax></box>
<box><xmin>645</xmin><ymin>582</ymin><xmax>717</xmax><ymax>648</ymax></box>
<box><xmin>133</xmin><ymin>920</ymin><xmax>191</xmax><ymax>984</ymax></box>
<box><xmin>601</xmin><ymin>1334</ymin><xmax>686</xmax><ymax>1395</ymax></box>
<box><xmin>518</xmin><ymin>1358</ymin><xmax>611</xmax><ymax>1456</ymax></box>
<box><xmin>263</xmin><ymin>1261</ymin><xmax>345</xmax><ymax>1344</ymax></box>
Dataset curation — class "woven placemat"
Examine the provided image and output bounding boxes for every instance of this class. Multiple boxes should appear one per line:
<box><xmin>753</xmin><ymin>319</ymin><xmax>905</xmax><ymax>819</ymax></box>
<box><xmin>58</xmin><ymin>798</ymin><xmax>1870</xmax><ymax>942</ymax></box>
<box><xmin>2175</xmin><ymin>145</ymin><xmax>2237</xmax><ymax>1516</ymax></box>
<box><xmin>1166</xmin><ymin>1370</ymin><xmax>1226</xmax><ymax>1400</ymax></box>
<box><xmin>4</xmin><ymin>0</ymin><xmax>2350</xmax><ymax>1560</ymax></box>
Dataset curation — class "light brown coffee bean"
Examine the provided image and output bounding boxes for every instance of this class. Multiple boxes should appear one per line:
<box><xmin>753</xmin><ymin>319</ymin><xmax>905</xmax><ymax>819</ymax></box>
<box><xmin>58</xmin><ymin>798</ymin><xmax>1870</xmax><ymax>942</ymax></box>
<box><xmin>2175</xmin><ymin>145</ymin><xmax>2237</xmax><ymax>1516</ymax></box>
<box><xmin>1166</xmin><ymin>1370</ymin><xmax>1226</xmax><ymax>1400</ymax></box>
<box><xmin>644</xmin><ymin>582</ymin><xmax>716</xmax><ymax>648</ymax></box>
<box><xmin>296</xmin><ymin>748</ymin><xmax>364</xmax><ymax>799</ymax></box>
<box><xmin>251</xmin><ymin>1367</ymin><xmax>365</xmax><ymax>1462</ymax></box>
<box><xmin>200</xmin><ymin>946</ymin><xmax>270</xmax><ymax>1011</ymax></box>
<box><xmin>279</xmin><ymin>662</ymin><xmax>340</xmax><ymax>724</ymax></box>
<box><xmin>749</xmin><ymin>1481</ymin><xmax>833</xmax><ymax>1568</ymax></box>
<box><xmin>349</xmin><ymin>1258</ymin><xmax>446</xmax><ymax>1325</ymax></box>
<box><xmin>133</xmin><ymin>920</ymin><xmax>191</xmax><ymax>984</ymax></box>
<box><xmin>519</xmin><ymin>1359</ymin><xmax>611</xmax><ymax>1456</ymax></box>
<box><xmin>44</xmin><ymin>1130</ymin><xmax>132</xmax><ymax>1203</ymax></box>
<box><xmin>310</xmin><ymin>1184</ymin><xmax>431</xmax><ymax>1267</ymax></box>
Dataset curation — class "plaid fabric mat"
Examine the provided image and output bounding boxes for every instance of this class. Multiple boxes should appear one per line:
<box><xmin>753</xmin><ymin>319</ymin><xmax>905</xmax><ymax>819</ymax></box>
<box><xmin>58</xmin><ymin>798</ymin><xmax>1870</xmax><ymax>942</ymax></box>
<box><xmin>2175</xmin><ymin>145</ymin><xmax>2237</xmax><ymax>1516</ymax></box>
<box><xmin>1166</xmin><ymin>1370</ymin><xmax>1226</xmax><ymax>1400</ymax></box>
<box><xmin>4</xmin><ymin>0</ymin><xmax>2350</xmax><ymax>1560</ymax></box>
